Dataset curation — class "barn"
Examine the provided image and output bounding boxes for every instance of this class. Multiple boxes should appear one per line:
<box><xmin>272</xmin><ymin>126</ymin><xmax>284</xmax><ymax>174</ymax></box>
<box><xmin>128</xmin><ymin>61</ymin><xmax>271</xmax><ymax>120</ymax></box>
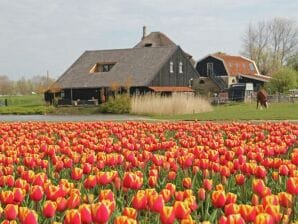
<box><xmin>194</xmin><ymin>53</ymin><xmax>271</xmax><ymax>97</ymax></box>
<box><xmin>45</xmin><ymin>29</ymin><xmax>198</xmax><ymax>105</ymax></box>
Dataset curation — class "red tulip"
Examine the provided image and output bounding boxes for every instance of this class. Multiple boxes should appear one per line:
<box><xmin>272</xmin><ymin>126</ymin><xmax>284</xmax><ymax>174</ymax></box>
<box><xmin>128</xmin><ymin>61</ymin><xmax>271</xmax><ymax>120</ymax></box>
<box><xmin>56</xmin><ymin>197</ymin><xmax>68</xmax><ymax>212</ymax></box>
<box><xmin>173</xmin><ymin>201</ymin><xmax>191</xmax><ymax>219</ymax></box>
<box><xmin>203</xmin><ymin>179</ymin><xmax>213</xmax><ymax>191</ymax></box>
<box><xmin>64</xmin><ymin>209</ymin><xmax>81</xmax><ymax>224</ymax></box>
<box><xmin>235</xmin><ymin>174</ymin><xmax>245</xmax><ymax>185</ymax></box>
<box><xmin>21</xmin><ymin>209</ymin><xmax>38</xmax><ymax>224</ymax></box>
<box><xmin>148</xmin><ymin>176</ymin><xmax>158</xmax><ymax>187</ymax></box>
<box><xmin>4</xmin><ymin>204</ymin><xmax>18</xmax><ymax>220</ymax></box>
<box><xmin>29</xmin><ymin>185</ymin><xmax>44</xmax><ymax>202</ymax></box>
<box><xmin>211</xmin><ymin>190</ymin><xmax>226</xmax><ymax>208</ymax></box>
<box><xmin>0</xmin><ymin>191</ymin><xmax>14</xmax><ymax>204</ymax></box>
<box><xmin>132</xmin><ymin>190</ymin><xmax>147</xmax><ymax>210</ymax></box>
<box><xmin>226</xmin><ymin>192</ymin><xmax>237</xmax><ymax>204</ymax></box>
<box><xmin>148</xmin><ymin>194</ymin><xmax>164</xmax><ymax>213</ymax></box>
<box><xmin>197</xmin><ymin>188</ymin><xmax>206</xmax><ymax>201</ymax></box>
<box><xmin>182</xmin><ymin>177</ymin><xmax>192</xmax><ymax>189</ymax></box>
<box><xmin>13</xmin><ymin>188</ymin><xmax>25</xmax><ymax>203</ymax></box>
<box><xmin>255</xmin><ymin>213</ymin><xmax>274</xmax><ymax>224</ymax></box>
<box><xmin>239</xmin><ymin>204</ymin><xmax>257</xmax><ymax>222</ymax></box>
<box><xmin>79</xmin><ymin>204</ymin><xmax>92</xmax><ymax>224</ymax></box>
<box><xmin>286</xmin><ymin>177</ymin><xmax>298</xmax><ymax>195</ymax></box>
<box><xmin>160</xmin><ymin>206</ymin><xmax>175</xmax><ymax>224</ymax></box>
<box><xmin>43</xmin><ymin>200</ymin><xmax>57</xmax><ymax>218</ymax></box>
<box><xmin>91</xmin><ymin>202</ymin><xmax>110</xmax><ymax>223</ymax></box>
<box><xmin>224</xmin><ymin>203</ymin><xmax>239</xmax><ymax>216</ymax></box>
<box><xmin>83</xmin><ymin>175</ymin><xmax>97</xmax><ymax>189</ymax></box>
<box><xmin>67</xmin><ymin>193</ymin><xmax>81</xmax><ymax>209</ymax></box>
<box><xmin>226</xmin><ymin>214</ymin><xmax>245</xmax><ymax>224</ymax></box>
<box><xmin>252</xmin><ymin>179</ymin><xmax>266</xmax><ymax>197</ymax></box>
<box><xmin>122</xmin><ymin>207</ymin><xmax>137</xmax><ymax>219</ymax></box>
<box><xmin>278</xmin><ymin>192</ymin><xmax>292</xmax><ymax>207</ymax></box>
<box><xmin>160</xmin><ymin>189</ymin><xmax>172</xmax><ymax>202</ymax></box>
<box><xmin>71</xmin><ymin>167</ymin><xmax>83</xmax><ymax>181</ymax></box>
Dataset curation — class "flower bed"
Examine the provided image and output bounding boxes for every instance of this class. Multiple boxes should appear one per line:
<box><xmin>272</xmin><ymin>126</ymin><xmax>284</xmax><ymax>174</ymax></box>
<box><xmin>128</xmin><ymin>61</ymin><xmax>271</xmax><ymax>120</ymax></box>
<box><xmin>0</xmin><ymin>121</ymin><xmax>297</xmax><ymax>223</ymax></box>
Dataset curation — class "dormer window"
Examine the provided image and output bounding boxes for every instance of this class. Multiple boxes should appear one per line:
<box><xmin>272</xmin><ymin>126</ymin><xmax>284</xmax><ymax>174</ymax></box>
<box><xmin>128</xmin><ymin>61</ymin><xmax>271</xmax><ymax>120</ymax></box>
<box><xmin>90</xmin><ymin>63</ymin><xmax>115</xmax><ymax>73</ymax></box>
<box><xmin>179</xmin><ymin>62</ymin><xmax>183</xmax><ymax>74</ymax></box>
<box><xmin>249</xmin><ymin>63</ymin><xmax>255</xmax><ymax>71</ymax></box>
<box><xmin>170</xmin><ymin>61</ymin><xmax>174</xmax><ymax>73</ymax></box>
<box><xmin>144</xmin><ymin>43</ymin><xmax>152</xmax><ymax>47</ymax></box>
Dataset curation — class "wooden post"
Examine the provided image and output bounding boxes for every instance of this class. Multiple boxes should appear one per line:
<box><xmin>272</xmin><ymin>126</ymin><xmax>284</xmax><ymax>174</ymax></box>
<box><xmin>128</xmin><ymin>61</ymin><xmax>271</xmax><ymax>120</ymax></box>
<box><xmin>70</xmin><ymin>89</ymin><xmax>73</xmax><ymax>104</ymax></box>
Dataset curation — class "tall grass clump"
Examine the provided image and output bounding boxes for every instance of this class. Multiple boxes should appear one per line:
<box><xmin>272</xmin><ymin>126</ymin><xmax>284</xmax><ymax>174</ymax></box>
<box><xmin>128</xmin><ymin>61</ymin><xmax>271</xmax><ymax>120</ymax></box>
<box><xmin>131</xmin><ymin>94</ymin><xmax>213</xmax><ymax>115</ymax></box>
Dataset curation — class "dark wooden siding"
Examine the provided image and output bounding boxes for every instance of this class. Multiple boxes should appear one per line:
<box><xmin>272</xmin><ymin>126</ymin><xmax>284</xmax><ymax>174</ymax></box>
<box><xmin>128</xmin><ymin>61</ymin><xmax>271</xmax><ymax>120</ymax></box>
<box><xmin>149</xmin><ymin>47</ymin><xmax>199</xmax><ymax>86</ymax></box>
<box><xmin>196</xmin><ymin>56</ymin><xmax>228</xmax><ymax>77</ymax></box>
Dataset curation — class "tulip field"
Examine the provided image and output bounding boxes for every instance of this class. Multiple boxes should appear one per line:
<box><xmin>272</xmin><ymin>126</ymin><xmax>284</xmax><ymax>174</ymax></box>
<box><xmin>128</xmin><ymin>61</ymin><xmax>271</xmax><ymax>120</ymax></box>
<box><xmin>0</xmin><ymin>121</ymin><xmax>297</xmax><ymax>224</ymax></box>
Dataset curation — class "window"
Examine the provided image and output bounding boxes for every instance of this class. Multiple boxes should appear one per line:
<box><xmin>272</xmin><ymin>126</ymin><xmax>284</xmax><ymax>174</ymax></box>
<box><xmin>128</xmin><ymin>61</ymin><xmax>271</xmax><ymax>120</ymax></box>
<box><xmin>179</xmin><ymin>62</ymin><xmax>183</xmax><ymax>74</ymax></box>
<box><xmin>242</xmin><ymin>63</ymin><xmax>246</xmax><ymax>69</ymax></box>
<box><xmin>249</xmin><ymin>63</ymin><xmax>255</xmax><ymax>71</ymax></box>
<box><xmin>170</xmin><ymin>61</ymin><xmax>174</xmax><ymax>73</ymax></box>
<box><xmin>144</xmin><ymin>43</ymin><xmax>152</xmax><ymax>47</ymax></box>
<box><xmin>207</xmin><ymin>62</ymin><xmax>213</xmax><ymax>76</ymax></box>
<box><xmin>90</xmin><ymin>63</ymin><xmax>115</xmax><ymax>73</ymax></box>
<box><xmin>199</xmin><ymin>80</ymin><xmax>205</xmax><ymax>84</ymax></box>
<box><xmin>229</xmin><ymin>63</ymin><xmax>232</xmax><ymax>67</ymax></box>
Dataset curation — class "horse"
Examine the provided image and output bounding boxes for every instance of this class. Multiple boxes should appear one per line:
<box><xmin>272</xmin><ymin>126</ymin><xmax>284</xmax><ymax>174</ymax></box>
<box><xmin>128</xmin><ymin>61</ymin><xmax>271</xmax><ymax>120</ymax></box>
<box><xmin>256</xmin><ymin>89</ymin><xmax>268</xmax><ymax>109</ymax></box>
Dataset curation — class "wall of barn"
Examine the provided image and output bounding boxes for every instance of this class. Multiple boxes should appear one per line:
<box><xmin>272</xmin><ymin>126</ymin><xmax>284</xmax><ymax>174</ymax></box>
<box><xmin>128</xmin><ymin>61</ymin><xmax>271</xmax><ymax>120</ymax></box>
<box><xmin>149</xmin><ymin>47</ymin><xmax>199</xmax><ymax>86</ymax></box>
<box><xmin>196</xmin><ymin>56</ymin><xmax>228</xmax><ymax>77</ymax></box>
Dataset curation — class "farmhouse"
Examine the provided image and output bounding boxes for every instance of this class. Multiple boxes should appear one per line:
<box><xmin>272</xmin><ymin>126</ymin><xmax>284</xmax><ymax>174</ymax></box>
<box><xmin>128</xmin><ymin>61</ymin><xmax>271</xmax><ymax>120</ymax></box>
<box><xmin>194</xmin><ymin>53</ymin><xmax>270</xmax><ymax>96</ymax></box>
<box><xmin>45</xmin><ymin>28</ymin><xmax>198</xmax><ymax>105</ymax></box>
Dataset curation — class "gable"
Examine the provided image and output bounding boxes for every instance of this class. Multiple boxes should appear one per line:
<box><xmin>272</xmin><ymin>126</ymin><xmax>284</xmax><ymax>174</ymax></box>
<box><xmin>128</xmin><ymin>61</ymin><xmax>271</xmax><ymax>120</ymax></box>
<box><xmin>149</xmin><ymin>47</ymin><xmax>199</xmax><ymax>86</ymax></box>
<box><xmin>196</xmin><ymin>56</ymin><xmax>228</xmax><ymax>77</ymax></box>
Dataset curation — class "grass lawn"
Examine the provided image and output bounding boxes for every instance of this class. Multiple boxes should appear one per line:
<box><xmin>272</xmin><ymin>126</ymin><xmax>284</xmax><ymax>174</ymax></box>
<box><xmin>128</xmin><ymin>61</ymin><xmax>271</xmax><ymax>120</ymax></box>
<box><xmin>0</xmin><ymin>95</ymin><xmax>100</xmax><ymax>115</ymax></box>
<box><xmin>0</xmin><ymin>94</ymin><xmax>50</xmax><ymax>114</ymax></box>
<box><xmin>151</xmin><ymin>102</ymin><xmax>298</xmax><ymax>121</ymax></box>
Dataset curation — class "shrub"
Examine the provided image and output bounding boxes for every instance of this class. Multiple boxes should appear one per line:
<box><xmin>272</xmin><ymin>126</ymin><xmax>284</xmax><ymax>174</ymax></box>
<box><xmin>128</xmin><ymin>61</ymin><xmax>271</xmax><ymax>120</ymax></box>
<box><xmin>98</xmin><ymin>94</ymin><xmax>131</xmax><ymax>114</ymax></box>
<box><xmin>131</xmin><ymin>94</ymin><xmax>213</xmax><ymax>115</ymax></box>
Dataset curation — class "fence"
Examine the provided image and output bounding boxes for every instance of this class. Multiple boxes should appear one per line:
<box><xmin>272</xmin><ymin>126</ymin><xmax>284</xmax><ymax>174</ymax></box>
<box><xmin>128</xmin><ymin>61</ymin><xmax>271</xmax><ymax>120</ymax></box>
<box><xmin>211</xmin><ymin>92</ymin><xmax>298</xmax><ymax>105</ymax></box>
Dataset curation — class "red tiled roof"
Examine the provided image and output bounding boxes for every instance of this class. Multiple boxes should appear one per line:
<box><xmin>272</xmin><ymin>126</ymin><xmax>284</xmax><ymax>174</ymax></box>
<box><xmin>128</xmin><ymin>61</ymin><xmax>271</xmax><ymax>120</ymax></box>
<box><xmin>214</xmin><ymin>53</ymin><xmax>259</xmax><ymax>77</ymax></box>
<box><xmin>148</xmin><ymin>86</ymin><xmax>194</xmax><ymax>92</ymax></box>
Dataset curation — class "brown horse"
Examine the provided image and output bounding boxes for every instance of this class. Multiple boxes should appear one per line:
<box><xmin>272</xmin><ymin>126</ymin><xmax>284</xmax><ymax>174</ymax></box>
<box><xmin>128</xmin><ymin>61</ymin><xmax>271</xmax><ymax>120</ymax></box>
<box><xmin>256</xmin><ymin>89</ymin><xmax>268</xmax><ymax>109</ymax></box>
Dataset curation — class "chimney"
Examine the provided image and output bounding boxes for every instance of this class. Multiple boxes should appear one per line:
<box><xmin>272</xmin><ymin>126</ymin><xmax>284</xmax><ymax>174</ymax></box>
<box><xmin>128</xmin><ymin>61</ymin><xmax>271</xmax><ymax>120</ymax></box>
<box><xmin>142</xmin><ymin>26</ymin><xmax>147</xmax><ymax>40</ymax></box>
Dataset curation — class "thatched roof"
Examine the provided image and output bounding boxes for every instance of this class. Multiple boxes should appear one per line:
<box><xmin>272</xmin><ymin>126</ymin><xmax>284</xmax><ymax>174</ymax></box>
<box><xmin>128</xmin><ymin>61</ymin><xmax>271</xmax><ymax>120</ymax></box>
<box><xmin>53</xmin><ymin>46</ymin><xmax>178</xmax><ymax>89</ymax></box>
<box><xmin>134</xmin><ymin>32</ymin><xmax>176</xmax><ymax>48</ymax></box>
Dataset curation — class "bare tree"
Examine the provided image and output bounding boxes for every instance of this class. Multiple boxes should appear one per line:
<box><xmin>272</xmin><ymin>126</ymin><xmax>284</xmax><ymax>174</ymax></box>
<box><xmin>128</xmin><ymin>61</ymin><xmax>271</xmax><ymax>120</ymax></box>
<box><xmin>242</xmin><ymin>17</ymin><xmax>298</xmax><ymax>75</ymax></box>
<box><xmin>0</xmin><ymin>75</ymin><xmax>14</xmax><ymax>95</ymax></box>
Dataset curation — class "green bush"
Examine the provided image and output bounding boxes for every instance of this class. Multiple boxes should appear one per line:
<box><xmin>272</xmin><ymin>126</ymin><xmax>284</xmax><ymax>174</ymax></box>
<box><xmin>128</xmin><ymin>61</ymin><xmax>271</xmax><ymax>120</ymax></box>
<box><xmin>98</xmin><ymin>94</ymin><xmax>131</xmax><ymax>114</ymax></box>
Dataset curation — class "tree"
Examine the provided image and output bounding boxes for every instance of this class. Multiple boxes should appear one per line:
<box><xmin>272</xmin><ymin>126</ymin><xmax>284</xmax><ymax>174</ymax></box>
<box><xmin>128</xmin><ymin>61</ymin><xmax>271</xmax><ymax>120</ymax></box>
<box><xmin>242</xmin><ymin>17</ymin><xmax>298</xmax><ymax>75</ymax></box>
<box><xmin>287</xmin><ymin>53</ymin><xmax>298</xmax><ymax>71</ymax></box>
<box><xmin>266</xmin><ymin>67</ymin><xmax>298</xmax><ymax>93</ymax></box>
<box><xmin>0</xmin><ymin>75</ymin><xmax>14</xmax><ymax>95</ymax></box>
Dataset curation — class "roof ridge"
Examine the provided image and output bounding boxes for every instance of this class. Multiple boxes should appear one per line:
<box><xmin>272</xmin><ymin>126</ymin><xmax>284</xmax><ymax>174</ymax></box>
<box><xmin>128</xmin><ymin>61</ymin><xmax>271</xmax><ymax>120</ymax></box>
<box><xmin>86</xmin><ymin>45</ymin><xmax>176</xmax><ymax>53</ymax></box>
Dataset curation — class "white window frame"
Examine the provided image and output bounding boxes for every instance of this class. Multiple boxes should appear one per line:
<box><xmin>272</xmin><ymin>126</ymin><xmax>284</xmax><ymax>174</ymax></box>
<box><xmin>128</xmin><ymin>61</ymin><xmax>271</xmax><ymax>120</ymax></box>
<box><xmin>170</xmin><ymin>61</ymin><xmax>174</xmax><ymax>73</ymax></box>
<box><xmin>179</xmin><ymin>62</ymin><xmax>183</xmax><ymax>74</ymax></box>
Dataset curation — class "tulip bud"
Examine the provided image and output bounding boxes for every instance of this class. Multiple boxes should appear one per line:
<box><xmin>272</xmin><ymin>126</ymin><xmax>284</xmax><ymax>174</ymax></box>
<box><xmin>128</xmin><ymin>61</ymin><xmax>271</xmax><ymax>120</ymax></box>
<box><xmin>197</xmin><ymin>188</ymin><xmax>206</xmax><ymax>201</ymax></box>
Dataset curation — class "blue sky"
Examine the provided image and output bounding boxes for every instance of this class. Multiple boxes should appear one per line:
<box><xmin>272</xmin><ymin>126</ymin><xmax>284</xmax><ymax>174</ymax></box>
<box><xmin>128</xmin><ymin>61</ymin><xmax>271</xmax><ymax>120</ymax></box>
<box><xmin>0</xmin><ymin>0</ymin><xmax>297</xmax><ymax>79</ymax></box>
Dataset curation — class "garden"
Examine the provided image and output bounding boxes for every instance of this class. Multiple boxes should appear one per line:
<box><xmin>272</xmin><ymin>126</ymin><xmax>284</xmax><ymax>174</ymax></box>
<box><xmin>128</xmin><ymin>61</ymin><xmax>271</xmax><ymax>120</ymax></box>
<box><xmin>0</xmin><ymin>121</ymin><xmax>297</xmax><ymax>223</ymax></box>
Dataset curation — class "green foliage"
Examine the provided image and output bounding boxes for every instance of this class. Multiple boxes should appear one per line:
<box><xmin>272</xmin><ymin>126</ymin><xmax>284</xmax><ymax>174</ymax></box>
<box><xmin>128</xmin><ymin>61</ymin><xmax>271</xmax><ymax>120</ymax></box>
<box><xmin>287</xmin><ymin>54</ymin><xmax>298</xmax><ymax>71</ymax></box>
<box><xmin>98</xmin><ymin>94</ymin><xmax>131</xmax><ymax>114</ymax></box>
<box><xmin>266</xmin><ymin>67</ymin><xmax>298</xmax><ymax>93</ymax></box>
